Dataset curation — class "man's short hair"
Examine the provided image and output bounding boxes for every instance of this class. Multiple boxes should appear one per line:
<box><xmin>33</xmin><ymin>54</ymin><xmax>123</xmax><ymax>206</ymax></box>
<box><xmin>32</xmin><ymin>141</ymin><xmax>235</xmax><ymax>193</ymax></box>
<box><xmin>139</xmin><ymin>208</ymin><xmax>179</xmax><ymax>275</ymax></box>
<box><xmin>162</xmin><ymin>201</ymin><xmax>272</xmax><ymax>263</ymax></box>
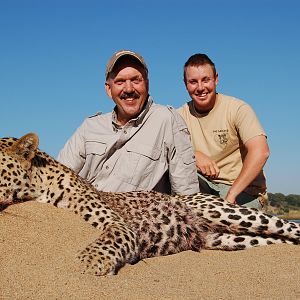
<box><xmin>183</xmin><ymin>53</ymin><xmax>216</xmax><ymax>82</ymax></box>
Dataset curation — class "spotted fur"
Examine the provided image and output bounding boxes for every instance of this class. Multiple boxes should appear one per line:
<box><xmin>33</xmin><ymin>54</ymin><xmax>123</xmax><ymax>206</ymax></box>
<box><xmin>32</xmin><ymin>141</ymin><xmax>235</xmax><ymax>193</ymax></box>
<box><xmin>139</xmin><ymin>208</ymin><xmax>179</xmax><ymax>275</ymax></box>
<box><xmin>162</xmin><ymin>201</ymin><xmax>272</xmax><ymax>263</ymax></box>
<box><xmin>0</xmin><ymin>133</ymin><xmax>299</xmax><ymax>276</ymax></box>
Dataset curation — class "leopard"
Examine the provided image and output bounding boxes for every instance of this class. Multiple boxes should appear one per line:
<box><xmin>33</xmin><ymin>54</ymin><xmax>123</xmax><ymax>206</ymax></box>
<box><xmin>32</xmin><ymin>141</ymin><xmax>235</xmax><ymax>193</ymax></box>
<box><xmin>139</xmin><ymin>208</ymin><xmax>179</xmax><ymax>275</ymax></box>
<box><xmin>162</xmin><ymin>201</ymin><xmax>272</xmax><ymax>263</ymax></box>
<box><xmin>0</xmin><ymin>133</ymin><xmax>299</xmax><ymax>276</ymax></box>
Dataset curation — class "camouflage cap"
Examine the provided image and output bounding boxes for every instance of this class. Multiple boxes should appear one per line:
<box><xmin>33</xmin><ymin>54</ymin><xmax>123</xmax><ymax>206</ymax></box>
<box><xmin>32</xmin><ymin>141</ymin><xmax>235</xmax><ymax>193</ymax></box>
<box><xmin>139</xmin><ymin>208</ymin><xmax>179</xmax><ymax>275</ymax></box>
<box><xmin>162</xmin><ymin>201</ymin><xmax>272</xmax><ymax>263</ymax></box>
<box><xmin>105</xmin><ymin>50</ymin><xmax>148</xmax><ymax>79</ymax></box>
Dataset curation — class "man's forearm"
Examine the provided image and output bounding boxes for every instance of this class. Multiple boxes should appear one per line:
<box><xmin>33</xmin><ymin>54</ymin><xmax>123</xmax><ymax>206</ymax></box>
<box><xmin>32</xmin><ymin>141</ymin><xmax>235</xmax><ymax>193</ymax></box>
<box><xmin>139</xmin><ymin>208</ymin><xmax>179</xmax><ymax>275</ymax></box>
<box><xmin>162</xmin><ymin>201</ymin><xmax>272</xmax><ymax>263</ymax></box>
<box><xmin>226</xmin><ymin>136</ymin><xmax>270</xmax><ymax>202</ymax></box>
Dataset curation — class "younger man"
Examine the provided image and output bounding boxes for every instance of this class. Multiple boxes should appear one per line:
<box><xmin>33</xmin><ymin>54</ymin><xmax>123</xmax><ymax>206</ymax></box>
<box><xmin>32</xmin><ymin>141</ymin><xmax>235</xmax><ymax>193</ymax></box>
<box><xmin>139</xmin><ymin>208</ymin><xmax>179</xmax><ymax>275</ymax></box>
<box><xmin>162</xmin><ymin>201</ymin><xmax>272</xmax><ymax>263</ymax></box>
<box><xmin>178</xmin><ymin>53</ymin><xmax>270</xmax><ymax>208</ymax></box>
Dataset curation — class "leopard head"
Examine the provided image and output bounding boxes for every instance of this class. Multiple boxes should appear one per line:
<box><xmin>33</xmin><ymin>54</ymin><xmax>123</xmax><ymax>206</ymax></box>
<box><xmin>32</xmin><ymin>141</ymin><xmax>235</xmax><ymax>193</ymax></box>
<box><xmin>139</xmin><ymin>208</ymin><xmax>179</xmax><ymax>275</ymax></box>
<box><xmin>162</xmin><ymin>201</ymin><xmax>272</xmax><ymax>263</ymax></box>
<box><xmin>0</xmin><ymin>133</ymin><xmax>39</xmax><ymax>208</ymax></box>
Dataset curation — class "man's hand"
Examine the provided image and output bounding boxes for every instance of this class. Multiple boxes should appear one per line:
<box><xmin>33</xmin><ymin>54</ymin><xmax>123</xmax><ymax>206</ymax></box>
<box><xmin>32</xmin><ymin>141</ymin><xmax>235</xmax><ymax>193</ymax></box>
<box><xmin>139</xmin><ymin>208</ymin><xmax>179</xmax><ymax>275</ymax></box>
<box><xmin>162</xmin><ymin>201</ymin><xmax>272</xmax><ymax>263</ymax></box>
<box><xmin>224</xmin><ymin>190</ymin><xmax>237</xmax><ymax>204</ymax></box>
<box><xmin>195</xmin><ymin>151</ymin><xmax>220</xmax><ymax>179</ymax></box>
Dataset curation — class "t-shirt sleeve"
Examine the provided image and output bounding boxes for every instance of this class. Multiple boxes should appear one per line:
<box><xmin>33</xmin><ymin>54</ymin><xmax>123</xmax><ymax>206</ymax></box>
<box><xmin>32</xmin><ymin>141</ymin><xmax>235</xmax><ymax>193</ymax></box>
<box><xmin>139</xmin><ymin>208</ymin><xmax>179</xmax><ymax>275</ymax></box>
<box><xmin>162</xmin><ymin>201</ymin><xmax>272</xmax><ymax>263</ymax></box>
<box><xmin>235</xmin><ymin>103</ymin><xmax>266</xmax><ymax>144</ymax></box>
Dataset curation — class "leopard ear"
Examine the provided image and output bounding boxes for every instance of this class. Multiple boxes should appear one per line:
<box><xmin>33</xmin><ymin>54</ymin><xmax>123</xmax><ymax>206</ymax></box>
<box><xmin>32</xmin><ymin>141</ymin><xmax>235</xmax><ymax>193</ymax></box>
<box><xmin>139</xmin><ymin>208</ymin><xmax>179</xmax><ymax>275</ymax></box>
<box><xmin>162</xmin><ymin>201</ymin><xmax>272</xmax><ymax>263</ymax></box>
<box><xmin>8</xmin><ymin>133</ymin><xmax>39</xmax><ymax>169</ymax></box>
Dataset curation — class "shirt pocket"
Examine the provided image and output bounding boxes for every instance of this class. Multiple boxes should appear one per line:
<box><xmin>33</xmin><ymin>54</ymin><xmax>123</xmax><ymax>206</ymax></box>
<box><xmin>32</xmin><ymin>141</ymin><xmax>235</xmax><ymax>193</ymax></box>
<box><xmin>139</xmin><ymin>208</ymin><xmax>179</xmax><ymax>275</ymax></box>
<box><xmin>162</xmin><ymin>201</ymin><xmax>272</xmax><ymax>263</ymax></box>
<box><xmin>85</xmin><ymin>141</ymin><xmax>107</xmax><ymax>155</ymax></box>
<box><xmin>173</xmin><ymin>123</ymin><xmax>196</xmax><ymax>166</ymax></box>
<box><xmin>117</xmin><ymin>143</ymin><xmax>161</xmax><ymax>188</ymax></box>
<box><xmin>83</xmin><ymin>141</ymin><xmax>107</xmax><ymax>182</ymax></box>
<box><xmin>181</xmin><ymin>147</ymin><xmax>196</xmax><ymax>166</ymax></box>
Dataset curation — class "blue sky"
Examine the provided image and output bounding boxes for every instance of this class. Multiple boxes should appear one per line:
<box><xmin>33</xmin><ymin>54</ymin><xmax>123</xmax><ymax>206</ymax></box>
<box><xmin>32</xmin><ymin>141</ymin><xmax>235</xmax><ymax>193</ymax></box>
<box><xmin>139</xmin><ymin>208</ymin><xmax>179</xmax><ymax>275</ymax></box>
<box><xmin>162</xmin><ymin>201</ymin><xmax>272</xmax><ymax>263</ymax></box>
<box><xmin>0</xmin><ymin>0</ymin><xmax>299</xmax><ymax>195</ymax></box>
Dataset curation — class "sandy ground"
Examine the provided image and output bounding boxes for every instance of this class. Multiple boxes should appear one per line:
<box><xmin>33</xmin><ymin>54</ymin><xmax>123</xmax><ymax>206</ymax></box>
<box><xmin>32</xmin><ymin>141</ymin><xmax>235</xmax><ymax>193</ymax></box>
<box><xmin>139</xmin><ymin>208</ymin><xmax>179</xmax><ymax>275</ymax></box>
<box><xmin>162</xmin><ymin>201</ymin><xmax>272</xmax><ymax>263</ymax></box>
<box><xmin>1</xmin><ymin>201</ymin><xmax>300</xmax><ymax>300</ymax></box>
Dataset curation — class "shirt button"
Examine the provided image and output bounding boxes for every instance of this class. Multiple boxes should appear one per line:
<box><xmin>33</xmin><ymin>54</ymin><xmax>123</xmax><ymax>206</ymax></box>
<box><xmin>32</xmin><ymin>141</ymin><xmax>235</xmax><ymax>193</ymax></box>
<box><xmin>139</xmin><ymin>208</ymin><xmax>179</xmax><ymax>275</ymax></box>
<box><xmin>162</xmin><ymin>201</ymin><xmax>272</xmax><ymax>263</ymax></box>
<box><xmin>106</xmin><ymin>166</ymin><xmax>109</xmax><ymax>170</ymax></box>
<box><xmin>124</xmin><ymin>130</ymin><xmax>127</xmax><ymax>134</ymax></box>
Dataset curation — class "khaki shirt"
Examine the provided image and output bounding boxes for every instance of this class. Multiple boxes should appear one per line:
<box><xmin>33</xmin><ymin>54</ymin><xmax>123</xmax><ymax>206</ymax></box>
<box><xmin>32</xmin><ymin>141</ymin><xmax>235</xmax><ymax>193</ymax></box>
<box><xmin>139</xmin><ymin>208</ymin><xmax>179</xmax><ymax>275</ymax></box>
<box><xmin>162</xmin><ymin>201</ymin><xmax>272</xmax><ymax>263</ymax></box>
<box><xmin>178</xmin><ymin>93</ymin><xmax>267</xmax><ymax>195</ymax></box>
<box><xmin>58</xmin><ymin>97</ymin><xmax>199</xmax><ymax>195</ymax></box>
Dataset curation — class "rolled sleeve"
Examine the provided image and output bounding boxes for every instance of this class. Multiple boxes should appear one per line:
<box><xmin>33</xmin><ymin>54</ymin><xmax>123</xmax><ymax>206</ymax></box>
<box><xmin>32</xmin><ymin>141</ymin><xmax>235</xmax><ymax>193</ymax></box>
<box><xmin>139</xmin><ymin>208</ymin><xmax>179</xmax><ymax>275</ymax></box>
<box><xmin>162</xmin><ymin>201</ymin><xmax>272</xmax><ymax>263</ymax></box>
<box><xmin>167</xmin><ymin>107</ymin><xmax>199</xmax><ymax>195</ymax></box>
<box><xmin>57</xmin><ymin>123</ymin><xmax>86</xmax><ymax>173</ymax></box>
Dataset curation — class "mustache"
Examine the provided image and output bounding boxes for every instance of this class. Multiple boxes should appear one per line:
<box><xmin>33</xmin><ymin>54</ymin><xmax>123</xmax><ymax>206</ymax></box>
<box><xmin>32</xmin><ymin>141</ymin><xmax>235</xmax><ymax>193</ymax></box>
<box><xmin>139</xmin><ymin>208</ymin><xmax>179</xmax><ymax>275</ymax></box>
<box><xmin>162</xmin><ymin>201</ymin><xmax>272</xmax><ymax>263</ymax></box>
<box><xmin>120</xmin><ymin>92</ymin><xmax>140</xmax><ymax>100</ymax></box>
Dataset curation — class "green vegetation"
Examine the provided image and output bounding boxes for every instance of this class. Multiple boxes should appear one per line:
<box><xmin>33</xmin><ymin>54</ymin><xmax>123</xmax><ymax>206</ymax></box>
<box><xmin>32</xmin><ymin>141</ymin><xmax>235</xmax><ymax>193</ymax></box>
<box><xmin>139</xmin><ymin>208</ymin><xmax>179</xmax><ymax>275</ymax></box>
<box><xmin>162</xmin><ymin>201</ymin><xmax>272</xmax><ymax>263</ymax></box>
<box><xmin>265</xmin><ymin>193</ymin><xmax>300</xmax><ymax>219</ymax></box>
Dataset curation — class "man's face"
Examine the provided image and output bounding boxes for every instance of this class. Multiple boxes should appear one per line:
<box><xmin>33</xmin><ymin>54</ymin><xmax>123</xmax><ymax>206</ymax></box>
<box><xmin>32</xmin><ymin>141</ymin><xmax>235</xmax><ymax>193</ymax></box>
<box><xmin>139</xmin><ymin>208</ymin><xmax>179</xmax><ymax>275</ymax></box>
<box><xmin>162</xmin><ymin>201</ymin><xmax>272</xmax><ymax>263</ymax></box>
<box><xmin>105</xmin><ymin>60</ymin><xmax>149</xmax><ymax>125</ymax></box>
<box><xmin>184</xmin><ymin>64</ymin><xmax>218</xmax><ymax>113</ymax></box>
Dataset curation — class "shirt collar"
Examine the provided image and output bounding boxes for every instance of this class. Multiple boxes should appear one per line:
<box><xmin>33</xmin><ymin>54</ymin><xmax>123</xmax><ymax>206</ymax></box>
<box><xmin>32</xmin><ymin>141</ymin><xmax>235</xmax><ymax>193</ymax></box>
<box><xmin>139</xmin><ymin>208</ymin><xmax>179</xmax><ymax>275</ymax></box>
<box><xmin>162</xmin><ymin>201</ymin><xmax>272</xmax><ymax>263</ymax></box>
<box><xmin>189</xmin><ymin>93</ymin><xmax>219</xmax><ymax>117</ymax></box>
<box><xmin>112</xmin><ymin>96</ymin><xmax>153</xmax><ymax>129</ymax></box>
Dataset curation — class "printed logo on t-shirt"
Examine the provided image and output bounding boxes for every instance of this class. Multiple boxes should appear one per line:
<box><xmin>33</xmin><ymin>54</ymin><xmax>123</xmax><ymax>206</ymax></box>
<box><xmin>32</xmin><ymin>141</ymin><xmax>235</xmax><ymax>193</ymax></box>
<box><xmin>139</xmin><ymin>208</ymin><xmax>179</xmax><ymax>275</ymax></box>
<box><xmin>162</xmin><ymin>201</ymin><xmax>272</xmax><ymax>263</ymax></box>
<box><xmin>213</xmin><ymin>129</ymin><xmax>229</xmax><ymax>149</ymax></box>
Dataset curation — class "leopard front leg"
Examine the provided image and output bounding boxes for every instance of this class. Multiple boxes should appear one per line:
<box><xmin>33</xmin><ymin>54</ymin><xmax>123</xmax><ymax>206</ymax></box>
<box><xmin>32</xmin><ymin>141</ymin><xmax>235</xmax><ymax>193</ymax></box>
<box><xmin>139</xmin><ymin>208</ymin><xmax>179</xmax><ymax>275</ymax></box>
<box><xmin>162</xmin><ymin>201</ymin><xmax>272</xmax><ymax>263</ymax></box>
<box><xmin>77</xmin><ymin>223</ymin><xmax>140</xmax><ymax>276</ymax></box>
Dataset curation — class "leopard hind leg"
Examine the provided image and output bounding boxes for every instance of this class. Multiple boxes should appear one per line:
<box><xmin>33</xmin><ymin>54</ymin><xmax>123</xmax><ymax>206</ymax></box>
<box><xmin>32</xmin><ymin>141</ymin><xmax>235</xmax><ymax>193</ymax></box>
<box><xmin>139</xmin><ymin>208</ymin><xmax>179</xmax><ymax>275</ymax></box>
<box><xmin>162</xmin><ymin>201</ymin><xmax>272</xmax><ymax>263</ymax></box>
<box><xmin>181</xmin><ymin>195</ymin><xmax>300</xmax><ymax>242</ymax></box>
<box><xmin>204</xmin><ymin>232</ymin><xmax>298</xmax><ymax>251</ymax></box>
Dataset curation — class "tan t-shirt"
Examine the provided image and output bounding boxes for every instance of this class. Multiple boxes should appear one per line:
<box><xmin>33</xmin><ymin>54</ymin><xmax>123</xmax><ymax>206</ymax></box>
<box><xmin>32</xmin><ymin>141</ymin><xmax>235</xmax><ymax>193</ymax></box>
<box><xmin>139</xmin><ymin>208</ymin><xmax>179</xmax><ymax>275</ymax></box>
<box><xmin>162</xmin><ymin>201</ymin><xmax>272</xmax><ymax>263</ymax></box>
<box><xmin>178</xmin><ymin>93</ymin><xmax>267</xmax><ymax>195</ymax></box>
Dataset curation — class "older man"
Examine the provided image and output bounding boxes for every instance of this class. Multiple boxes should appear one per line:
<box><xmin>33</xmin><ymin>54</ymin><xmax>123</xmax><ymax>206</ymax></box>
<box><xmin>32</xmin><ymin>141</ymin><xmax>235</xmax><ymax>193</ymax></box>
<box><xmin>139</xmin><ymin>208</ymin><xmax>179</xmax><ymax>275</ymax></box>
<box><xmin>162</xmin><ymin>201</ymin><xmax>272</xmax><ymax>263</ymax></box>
<box><xmin>58</xmin><ymin>50</ymin><xmax>199</xmax><ymax>195</ymax></box>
